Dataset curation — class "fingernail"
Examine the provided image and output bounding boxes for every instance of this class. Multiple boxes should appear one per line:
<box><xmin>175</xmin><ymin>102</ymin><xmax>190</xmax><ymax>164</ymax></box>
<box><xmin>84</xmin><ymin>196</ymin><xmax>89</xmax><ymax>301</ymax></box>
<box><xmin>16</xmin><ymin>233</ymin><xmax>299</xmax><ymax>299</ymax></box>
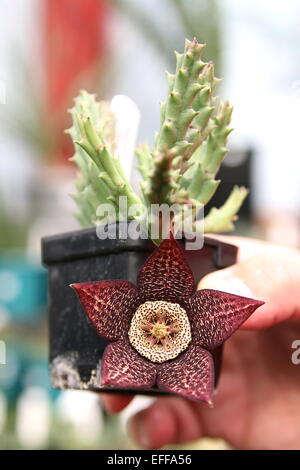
<box><xmin>200</xmin><ymin>272</ymin><xmax>255</xmax><ymax>298</ymax></box>
<box><xmin>129</xmin><ymin>414</ymin><xmax>151</xmax><ymax>449</ymax></box>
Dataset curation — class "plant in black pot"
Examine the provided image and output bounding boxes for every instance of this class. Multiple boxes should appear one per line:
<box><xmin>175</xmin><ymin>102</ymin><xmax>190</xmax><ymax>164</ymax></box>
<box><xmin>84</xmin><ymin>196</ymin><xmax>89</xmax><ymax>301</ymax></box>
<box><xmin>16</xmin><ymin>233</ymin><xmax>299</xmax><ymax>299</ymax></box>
<box><xmin>42</xmin><ymin>39</ymin><xmax>264</xmax><ymax>404</ymax></box>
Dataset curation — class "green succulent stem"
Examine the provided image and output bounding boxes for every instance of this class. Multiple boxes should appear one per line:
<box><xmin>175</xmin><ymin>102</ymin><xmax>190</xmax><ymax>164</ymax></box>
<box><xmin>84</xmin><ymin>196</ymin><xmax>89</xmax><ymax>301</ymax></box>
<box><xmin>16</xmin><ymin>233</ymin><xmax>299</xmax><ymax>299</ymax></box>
<box><xmin>69</xmin><ymin>40</ymin><xmax>248</xmax><ymax>237</ymax></box>
<box><xmin>136</xmin><ymin>38</ymin><xmax>247</xmax><ymax>235</ymax></box>
<box><xmin>202</xmin><ymin>186</ymin><xmax>249</xmax><ymax>233</ymax></box>
<box><xmin>68</xmin><ymin>90</ymin><xmax>142</xmax><ymax>227</ymax></box>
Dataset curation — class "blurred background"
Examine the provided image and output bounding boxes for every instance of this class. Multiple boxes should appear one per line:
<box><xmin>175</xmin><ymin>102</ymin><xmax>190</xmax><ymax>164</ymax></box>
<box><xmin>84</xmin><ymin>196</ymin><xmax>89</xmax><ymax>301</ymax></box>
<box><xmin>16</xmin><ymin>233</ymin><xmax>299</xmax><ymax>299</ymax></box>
<box><xmin>0</xmin><ymin>0</ymin><xmax>299</xmax><ymax>450</ymax></box>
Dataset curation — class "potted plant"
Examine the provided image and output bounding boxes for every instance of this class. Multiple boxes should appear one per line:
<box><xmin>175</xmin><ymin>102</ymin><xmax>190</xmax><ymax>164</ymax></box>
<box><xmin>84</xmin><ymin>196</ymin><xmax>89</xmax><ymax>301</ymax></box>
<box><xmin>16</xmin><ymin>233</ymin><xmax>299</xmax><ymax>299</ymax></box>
<box><xmin>42</xmin><ymin>39</ymin><xmax>263</xmax><ymax>404</ymax></box>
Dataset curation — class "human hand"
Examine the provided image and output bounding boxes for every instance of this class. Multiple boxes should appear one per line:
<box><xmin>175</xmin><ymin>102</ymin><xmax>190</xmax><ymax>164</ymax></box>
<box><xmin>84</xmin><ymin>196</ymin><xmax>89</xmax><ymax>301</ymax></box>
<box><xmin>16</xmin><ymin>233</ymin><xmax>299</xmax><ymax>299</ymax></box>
<box><xmin>102</xmin><ymin>236</ymin><xmax>300</xmax><ymax>450</ymax></box>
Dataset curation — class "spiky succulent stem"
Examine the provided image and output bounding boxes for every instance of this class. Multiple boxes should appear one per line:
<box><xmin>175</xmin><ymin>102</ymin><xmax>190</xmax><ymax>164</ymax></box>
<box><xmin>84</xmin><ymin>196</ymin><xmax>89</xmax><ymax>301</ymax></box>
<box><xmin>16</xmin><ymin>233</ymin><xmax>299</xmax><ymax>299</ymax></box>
<box><xmin>69</xmin><ymin>39</ymin><xmax>248</xmax><ymax>237</ymax></box>
<box><xmin>67</xmin><ymin>91</ymin><xmax>142</xmax><ymax>227</ymax></box>
<box><xmin>137</xmin><ymin>38</ymin><xmax>247</xmax><ymax>234</ymax></box>
<box><xmin>202</xmin><ymin>186</ymin><xmax>248</xmax><ymax>233</ymax></box>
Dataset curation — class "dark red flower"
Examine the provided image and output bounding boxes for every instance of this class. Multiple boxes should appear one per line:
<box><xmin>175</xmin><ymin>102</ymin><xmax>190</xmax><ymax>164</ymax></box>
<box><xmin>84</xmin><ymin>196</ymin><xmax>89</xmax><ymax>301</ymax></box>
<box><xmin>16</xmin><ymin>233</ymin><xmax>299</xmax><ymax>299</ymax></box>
<box><xmin>71</xmin><ymin>235</ymin><xmax>264</xmax><ymax>404</ymax></box>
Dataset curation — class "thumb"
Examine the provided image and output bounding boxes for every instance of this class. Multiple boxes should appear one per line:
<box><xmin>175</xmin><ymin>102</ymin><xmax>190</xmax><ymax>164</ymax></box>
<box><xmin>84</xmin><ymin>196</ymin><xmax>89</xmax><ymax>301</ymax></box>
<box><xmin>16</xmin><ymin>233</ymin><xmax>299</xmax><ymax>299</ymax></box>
<box><xmin>198</xmin><ymin>241</ymin><xmax>300</xmax><ymax>330</ymax></box>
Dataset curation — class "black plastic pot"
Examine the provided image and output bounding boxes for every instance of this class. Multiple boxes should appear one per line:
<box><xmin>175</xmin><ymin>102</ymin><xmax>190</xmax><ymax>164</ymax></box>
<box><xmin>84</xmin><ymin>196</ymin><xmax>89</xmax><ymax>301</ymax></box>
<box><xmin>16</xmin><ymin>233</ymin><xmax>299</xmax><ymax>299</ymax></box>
<box><xmin>41</xmin><ymin>223</ymin><xmax>237</xmax><ymax>394</ymax></box>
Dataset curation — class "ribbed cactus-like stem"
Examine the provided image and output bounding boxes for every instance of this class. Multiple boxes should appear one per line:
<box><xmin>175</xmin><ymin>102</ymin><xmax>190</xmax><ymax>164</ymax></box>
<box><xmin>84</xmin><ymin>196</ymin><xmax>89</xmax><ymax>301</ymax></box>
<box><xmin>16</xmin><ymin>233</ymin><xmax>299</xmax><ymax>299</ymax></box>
<box><xmin>69</xmin><ymin>39</ymin><xmax>248</xmax><ymax>236</ymax></box>
<box><xmin>202</xmin><ymin>186</ymin><xmax>249</xmax><ymax>233</ymax></box>
<box><xmin>138</xmin><ymin>39</ymin><xmax>217</xmax><ymax>205</ymax></box>
<box><xmin>137</xmin><ymin>38</ymin><xmax>247</xmax><ymax>234</ymax></box>
<box><xmin>68</xmin><ymin>90</ymin><xmax>142</xmax><ymax>227</ymax></box>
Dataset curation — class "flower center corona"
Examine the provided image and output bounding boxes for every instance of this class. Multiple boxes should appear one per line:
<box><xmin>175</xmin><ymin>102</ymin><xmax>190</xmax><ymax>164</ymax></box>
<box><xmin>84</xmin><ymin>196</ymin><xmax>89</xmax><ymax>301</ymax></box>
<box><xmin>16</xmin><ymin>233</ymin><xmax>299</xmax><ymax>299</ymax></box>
<box><xmin>128</xmin><ymin>301</ymin><xmax>192</xmax><ymax>363</ymax></box>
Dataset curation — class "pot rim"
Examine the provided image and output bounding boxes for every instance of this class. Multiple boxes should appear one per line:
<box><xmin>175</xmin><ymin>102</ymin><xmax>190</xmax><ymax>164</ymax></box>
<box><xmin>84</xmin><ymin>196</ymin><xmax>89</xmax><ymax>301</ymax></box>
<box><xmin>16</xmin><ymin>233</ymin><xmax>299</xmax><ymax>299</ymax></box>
<box><xmin>41</xmin><ymin>222</ymin><xmax>237</xmax><ymax>268</ymax></box>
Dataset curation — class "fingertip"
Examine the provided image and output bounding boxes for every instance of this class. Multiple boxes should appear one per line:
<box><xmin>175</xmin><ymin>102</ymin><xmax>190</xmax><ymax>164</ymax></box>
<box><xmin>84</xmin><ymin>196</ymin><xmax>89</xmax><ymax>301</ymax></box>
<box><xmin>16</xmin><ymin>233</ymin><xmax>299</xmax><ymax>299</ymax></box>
<box><xmin>239</xmin><ymin>304</ymin><xmax>275</xmax><ymax>330</ymax></box>
<box><xmin>198</xmin><ymin>271</ymin><xmax>255</xmax><ymax>300</ymax></box>
<box><xmin>101</xmin><ymin>393</ymin><xmax>133</xmax><ymax>413</ymax></box>
<box><xmin>129</xmin><ymin>400</ymin><xmax>177</xmax><ymax>449</ymax></box>
<box><xmin>128</xmin><ymin>397</ymin><xmax>205</xmax><ymax>449</ymax></box>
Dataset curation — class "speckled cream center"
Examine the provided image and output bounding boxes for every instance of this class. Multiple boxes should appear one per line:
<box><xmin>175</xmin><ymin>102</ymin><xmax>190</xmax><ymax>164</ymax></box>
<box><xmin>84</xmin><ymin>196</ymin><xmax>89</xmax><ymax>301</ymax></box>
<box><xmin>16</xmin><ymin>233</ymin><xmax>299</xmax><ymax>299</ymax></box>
<box><xmin>128</xmin><ymin>300</ymin><xmax>191</xmax><ymax>363</ymax></box>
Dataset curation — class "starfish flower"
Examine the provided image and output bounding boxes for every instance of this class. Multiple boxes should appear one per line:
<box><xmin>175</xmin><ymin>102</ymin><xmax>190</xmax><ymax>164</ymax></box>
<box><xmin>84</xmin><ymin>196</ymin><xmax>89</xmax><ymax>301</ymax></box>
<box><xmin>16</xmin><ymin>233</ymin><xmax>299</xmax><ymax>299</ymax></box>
<box><xmin>71</xmin><ymin>235</ymin><xmax>264</xmax><ymax>404</ymax></box>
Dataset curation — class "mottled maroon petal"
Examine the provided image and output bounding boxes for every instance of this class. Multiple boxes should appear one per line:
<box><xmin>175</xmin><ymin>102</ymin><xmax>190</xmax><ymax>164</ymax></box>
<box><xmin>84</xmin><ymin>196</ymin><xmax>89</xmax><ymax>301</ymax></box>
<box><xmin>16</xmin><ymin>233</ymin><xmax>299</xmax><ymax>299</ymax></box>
<box><xmin>157</xmin><ymin>344</ymin><xmax>214</xmax><ymax>404</ymax></box>
<box><xmin>188</xmin><ymin>289</ymin><xmax>265</xmax><ymax>350</ymax></box>
<box><xmin>71</xmin><ymin>281</ymin><xmax>139</xmax><ymax>341</ymax></box>
<box><xmin>137</xmin><ymin>234</ymin><xmax>195</xmax><ymax>306</ymax></box>
<box><xmin>101</xmin><ymin>340</ymin><xmax>157</xmax><ymax>389</ymax></box>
